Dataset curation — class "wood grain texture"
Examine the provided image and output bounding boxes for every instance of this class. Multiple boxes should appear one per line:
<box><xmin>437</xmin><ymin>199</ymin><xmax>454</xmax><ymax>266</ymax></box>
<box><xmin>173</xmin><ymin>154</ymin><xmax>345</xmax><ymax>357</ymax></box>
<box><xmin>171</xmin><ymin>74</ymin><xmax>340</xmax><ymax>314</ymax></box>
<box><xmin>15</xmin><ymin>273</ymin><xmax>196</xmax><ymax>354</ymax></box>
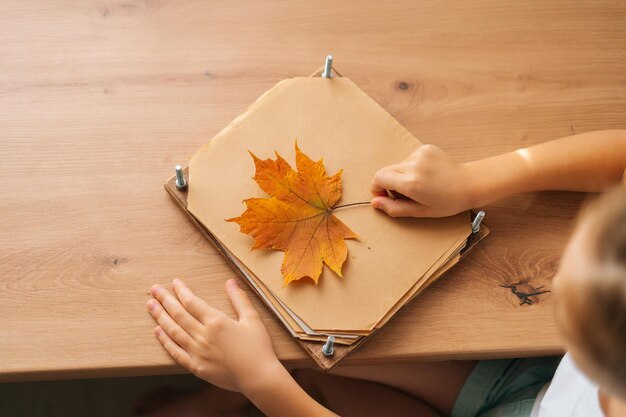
<box><xmin>1</xmin><ymin>0</ymin><xmax>625</xmax><ymax>381</ymax></box>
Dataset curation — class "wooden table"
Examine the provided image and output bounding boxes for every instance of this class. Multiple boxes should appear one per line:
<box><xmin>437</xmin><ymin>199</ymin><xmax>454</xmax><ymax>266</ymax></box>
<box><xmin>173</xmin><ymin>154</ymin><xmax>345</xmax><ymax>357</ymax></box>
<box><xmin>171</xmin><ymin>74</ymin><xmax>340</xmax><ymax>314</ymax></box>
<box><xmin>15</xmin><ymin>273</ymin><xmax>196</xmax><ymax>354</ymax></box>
<box><xmin>1</xmin><ymin>0</ymin><xmax>625</xmax><ymax>382</ymax></box>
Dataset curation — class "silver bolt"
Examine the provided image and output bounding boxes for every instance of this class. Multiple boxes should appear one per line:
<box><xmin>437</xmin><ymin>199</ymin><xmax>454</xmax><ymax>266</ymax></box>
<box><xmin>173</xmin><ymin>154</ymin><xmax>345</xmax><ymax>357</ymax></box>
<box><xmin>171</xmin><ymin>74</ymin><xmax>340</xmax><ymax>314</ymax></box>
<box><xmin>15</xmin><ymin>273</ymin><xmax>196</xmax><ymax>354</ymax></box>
<box><xmin>322</xmin><ymin>335</ymin><xmax>335</xmax><ymax>357</ymax></box>
<box><xmin>322</xmin><ymin>54</ymin><xmax>333</xmax><ymax>78</ymax></box>
<box><xmin>175</xmin><ymin>165</ymin><xmax>187</xmax><ymax>190</ymax></box>
<box><xmin>471</xmin><ymin>210</ymin><xmax>485</xmax><ymax>234</ymax></box>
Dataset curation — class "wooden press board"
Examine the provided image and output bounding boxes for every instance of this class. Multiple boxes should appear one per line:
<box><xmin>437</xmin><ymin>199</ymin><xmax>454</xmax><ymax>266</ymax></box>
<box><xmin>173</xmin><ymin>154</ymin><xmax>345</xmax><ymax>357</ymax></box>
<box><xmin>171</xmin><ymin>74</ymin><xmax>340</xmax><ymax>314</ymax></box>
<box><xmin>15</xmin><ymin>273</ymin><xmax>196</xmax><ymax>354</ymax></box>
<box><xmin>165</xmin><ymin>167</ymin><xmax>489</xmax><ymax>369</ymax></box>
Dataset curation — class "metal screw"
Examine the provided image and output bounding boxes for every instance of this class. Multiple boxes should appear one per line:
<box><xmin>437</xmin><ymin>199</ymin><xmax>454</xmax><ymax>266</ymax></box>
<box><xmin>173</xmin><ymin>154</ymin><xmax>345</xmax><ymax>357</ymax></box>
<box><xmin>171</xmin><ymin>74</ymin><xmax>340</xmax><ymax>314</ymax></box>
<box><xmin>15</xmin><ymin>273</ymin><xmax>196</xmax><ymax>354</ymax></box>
<box><xmin>322</xmin><ymin>335</ymin><xmax>335</xmax><ymax>357</ymax></box>
<box><xmin>175</xmin><ymin>165</ymin><xmax>187</xmax><ymax>190</ymax></box>
<box><xmin>322</xmin><ymin>54</ymin><xmax>333</xmax><ymax>78</ymax></box>
<box><xmin>471</xmin><ymin>210</ymin><xmax>485</xmax><ymax>234</ymax></box>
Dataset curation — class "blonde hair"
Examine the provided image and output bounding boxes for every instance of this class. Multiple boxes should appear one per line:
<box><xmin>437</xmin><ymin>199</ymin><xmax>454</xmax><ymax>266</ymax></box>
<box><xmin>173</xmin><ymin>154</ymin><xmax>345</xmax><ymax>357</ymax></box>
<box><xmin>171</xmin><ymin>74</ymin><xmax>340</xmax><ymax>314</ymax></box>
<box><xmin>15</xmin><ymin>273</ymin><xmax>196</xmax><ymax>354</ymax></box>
<box><xmin>567</xmin><ymin>187</ymin><xmax>626</xmax><ymax>398</ymax></box>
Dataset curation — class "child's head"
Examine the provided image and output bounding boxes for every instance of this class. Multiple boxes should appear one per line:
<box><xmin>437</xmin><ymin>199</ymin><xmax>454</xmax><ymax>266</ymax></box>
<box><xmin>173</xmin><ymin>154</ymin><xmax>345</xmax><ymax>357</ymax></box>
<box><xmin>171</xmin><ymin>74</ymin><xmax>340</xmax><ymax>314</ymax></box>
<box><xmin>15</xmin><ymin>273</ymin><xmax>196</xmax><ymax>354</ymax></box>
<box><xmin>553</xmin><ymin>187</ymin><xmax>626</xmax><ymax>399</ymax></box>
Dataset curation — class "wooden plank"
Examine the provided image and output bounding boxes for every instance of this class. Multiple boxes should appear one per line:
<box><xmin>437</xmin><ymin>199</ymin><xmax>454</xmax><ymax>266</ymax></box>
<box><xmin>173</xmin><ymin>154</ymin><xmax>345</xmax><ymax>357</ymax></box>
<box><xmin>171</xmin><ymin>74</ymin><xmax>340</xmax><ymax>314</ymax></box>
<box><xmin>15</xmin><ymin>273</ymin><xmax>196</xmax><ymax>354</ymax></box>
<box><xmin>1</xmin><ymin>0</ymin><xmax>625</xmax><ymax>381</ymax></box>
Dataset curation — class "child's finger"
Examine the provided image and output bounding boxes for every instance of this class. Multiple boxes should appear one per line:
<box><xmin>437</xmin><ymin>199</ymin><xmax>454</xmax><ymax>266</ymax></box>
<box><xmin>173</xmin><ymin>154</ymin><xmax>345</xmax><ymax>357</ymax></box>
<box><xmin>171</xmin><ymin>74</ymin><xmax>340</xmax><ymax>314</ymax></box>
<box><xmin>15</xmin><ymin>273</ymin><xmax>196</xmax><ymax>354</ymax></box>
<box><xmin>154</xmin><ymin>326</ymin><xmax>193</xmax><ymax>369</ymax></box>
<box><xmin>147</xmin><ymin>299</ymin><xmax>194</xmax><ymax>350</ymax></box>
<box><xmin>151</xmin><ymin>284</ymin><xmax>202</xmax><ymax>333</ymax></box>
<box><xmin>371</xmin><ymin>189</ymin><xmax>388</xmax><ymax>197</ymax></box>
<box><xmin>172</xmin><ymin>279</ymin><xmax>222</xmax><ymax>323</ymax></box>
<box><xmin>225</xmin><ymin>279</ymin><xmax>259</xmax><ymax>322</ymax></box>
<box><xmin>371</xmin><ymin>169</ymin><xmax>410</xmax><ymax>197</ymax></box>
<box><xmin>371</xmin><ymin>196</ymin><xmax>431</xmax><ymax>218</ymax></box>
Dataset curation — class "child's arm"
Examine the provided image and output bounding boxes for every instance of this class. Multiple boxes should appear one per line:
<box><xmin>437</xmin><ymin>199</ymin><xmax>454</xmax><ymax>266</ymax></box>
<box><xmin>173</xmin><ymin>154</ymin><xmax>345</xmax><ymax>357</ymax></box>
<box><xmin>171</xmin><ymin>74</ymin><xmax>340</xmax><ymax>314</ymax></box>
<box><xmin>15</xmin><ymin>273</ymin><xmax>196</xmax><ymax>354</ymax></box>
<box><xmin>371</xmin><ymin>130</ymin><xmax>626</xmax><ymax>218</ymax></box>
<box><xmin>147</xmin><ymin>279</ymin><xmax>338</xmax><ymax>417</ymax></box>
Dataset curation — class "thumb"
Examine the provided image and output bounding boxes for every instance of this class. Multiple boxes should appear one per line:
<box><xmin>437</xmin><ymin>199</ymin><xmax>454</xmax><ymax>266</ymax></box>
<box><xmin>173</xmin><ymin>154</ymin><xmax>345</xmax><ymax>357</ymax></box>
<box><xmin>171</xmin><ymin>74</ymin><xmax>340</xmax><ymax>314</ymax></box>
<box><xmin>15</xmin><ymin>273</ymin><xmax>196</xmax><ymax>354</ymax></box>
<box><xmin>371</xmin><ymin>196</ymin><xmax>430</xmax><ymax>218</ymax></box>
<box><xmin>225</xmin><ymin>279</ymin><xmax>259</xmax><ymax>322</ymax></box>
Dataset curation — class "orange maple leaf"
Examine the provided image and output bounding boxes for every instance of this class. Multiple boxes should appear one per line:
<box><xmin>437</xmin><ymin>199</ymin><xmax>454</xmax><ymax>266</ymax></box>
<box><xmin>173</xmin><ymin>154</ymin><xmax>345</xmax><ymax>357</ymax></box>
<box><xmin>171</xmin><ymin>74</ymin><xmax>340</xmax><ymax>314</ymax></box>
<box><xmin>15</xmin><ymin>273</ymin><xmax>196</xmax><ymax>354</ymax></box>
<box><xmin>227</xmin><ymin>143</ymin><xmax>357</xmax><ymax>285</ymax></box>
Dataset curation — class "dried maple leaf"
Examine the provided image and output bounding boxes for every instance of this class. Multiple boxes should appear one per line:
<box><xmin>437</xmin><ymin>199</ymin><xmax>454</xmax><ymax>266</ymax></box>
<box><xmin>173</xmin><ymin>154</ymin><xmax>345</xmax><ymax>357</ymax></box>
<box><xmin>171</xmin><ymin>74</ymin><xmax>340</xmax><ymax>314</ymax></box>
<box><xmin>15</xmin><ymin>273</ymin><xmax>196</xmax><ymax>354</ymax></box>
<box><xmin>227</xmin><ymin>143</ymin><xmax>357</xmax><ymax>285</ymax></box>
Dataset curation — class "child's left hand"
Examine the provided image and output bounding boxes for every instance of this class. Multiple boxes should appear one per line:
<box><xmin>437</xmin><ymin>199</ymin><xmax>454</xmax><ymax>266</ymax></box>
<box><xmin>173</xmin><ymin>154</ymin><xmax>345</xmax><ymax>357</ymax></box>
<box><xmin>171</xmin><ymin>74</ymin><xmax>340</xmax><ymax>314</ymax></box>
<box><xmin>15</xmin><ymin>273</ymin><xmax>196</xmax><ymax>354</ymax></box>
<box><xmin>147</xmin><ymin>278</ymin><xmax>282</xmax><ymax>395</ymax></box>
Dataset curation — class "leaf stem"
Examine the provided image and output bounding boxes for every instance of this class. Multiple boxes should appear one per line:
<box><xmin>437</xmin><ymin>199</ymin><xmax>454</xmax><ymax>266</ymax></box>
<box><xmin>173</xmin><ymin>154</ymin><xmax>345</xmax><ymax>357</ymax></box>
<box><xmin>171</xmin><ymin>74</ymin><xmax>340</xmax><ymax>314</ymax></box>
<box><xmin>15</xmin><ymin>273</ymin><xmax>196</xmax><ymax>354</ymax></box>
<box><xmin>331</xmin><ymin>201</ymin><xmax>371</xmax><ymax>211</ymax></box>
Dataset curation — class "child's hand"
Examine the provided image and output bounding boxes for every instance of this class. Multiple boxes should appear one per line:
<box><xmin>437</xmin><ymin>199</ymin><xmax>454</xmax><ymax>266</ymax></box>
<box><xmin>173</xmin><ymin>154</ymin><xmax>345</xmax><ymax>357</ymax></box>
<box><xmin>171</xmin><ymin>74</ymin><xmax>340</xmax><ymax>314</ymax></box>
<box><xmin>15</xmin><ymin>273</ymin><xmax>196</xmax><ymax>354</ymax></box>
<box><xmin>147</xmin><ymin>278</ymin><xmax>282</xmax><ymax>394</ymax></box>
<box><xmin>370</xmin><ymin>144</ymin><xmax>477</xmax><ymax>218</ymax></box>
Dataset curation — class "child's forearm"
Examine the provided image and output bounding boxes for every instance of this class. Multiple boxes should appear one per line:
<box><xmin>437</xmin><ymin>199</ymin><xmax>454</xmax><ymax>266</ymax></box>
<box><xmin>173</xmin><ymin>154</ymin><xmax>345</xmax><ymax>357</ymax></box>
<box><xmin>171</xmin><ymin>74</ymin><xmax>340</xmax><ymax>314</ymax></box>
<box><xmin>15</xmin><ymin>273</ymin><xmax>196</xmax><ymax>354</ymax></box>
<box><xmin>467</xmin><ymin>130</ymin><xmax>626</xmax><ymax>206</ymax></box>
<box><xmin>244</xmin><ymin>363</ymin><xmax>339</xmax><ymax>417</ymax></box>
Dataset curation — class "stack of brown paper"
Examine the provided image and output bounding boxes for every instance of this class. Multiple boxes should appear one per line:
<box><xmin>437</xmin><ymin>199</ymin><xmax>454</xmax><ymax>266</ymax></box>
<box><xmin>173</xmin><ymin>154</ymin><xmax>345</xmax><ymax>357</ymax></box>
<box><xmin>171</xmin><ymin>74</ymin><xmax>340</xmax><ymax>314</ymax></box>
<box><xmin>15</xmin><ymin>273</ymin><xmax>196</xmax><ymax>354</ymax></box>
<box><xmin>165</xmin><ymin>69</ymin><xmax>487</xmax><ymax>367</ymax></box>
<box><xmin>186</xmin><ymin>74</ymin><xmax>473</xmax><ymax>338</ymax></box>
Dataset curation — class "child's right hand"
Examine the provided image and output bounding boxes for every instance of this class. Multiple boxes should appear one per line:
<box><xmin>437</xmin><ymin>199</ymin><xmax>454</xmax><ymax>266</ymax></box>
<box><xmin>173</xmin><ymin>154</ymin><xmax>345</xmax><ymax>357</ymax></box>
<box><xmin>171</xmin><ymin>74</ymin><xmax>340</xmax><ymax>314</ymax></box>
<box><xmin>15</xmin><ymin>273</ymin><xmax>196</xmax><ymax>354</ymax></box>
<box><xmin>147</xmin><ymin>278</ymin><xmax>283</xmax><ymax>395</ymax></box>
<box><xmin>147</xmin><ymin>279</ymin><xmax>340</xmax><ymax>417</ymax></box>
<box><xmin>370</xmin><ymin>144</ymin><xmax>478</xmax><ymax>218</ymax></box>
